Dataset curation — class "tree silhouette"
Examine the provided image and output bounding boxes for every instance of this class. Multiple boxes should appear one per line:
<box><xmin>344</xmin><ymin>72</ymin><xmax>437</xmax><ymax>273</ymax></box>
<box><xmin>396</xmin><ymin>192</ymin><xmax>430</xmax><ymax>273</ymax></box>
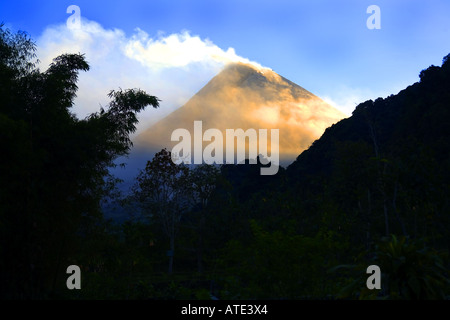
<box><xmin>132</xmin><ymin>149</ymin><xmax>192</xmax><ymax>274</ymax></box>
<box><xmin>0</xmin><ymin>25</ymin><xmax>159</xmax><ymax>298</ymax></box>
<box><xmin>190</xmin><ymin>164</ymin><xmax>220</xmax><ymax>273</ymax></box>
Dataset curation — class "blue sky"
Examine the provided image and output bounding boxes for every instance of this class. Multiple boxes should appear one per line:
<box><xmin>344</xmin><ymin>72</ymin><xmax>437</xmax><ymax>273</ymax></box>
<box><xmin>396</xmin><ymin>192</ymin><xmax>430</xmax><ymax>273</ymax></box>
<box><xmin>2</xmin><ymin>0</ymin><xmax>450</xmax><ymax>120</ymax></box>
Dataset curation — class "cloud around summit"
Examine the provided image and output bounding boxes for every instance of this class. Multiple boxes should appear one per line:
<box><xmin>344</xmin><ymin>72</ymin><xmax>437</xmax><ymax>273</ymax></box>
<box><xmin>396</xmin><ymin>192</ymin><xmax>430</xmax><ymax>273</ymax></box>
<box><xmin>35</xmin><ymin>18</ymin><xmax>263</xmax><ymax>135</ymax></box>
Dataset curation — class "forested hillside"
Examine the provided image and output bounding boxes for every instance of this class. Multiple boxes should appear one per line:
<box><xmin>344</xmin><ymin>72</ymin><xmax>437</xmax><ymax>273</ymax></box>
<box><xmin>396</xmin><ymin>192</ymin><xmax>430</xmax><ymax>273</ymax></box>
<box><xmin>1</xmin><ymin>25</ymin><xmax>449</xmax><ymax>299</ymax></box>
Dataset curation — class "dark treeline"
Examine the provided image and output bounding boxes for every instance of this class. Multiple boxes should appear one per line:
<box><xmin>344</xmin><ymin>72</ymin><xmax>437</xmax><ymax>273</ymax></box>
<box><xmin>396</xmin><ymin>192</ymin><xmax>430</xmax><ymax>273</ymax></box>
<box><xmin>1</xmin><ymin>26</ymin><xmax>449</xmax><ymax>299</ymax></box>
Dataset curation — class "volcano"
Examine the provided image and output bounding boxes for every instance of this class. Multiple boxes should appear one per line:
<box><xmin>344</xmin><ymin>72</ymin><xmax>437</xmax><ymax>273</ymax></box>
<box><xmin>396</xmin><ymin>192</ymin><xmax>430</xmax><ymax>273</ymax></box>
<box><xmin>133</xmin><ymin>62</ymin><xmax>346</xmax><ymax>167</ymax></box>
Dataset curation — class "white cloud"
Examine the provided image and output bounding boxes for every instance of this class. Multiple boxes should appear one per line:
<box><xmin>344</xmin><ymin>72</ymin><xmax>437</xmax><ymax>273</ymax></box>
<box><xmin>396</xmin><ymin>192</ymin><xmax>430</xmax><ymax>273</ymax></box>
<box><xmin>124</xmin><ymin>29</ymin><xmax>261</xmax><ymax>70</ymax></box>
<box><xmin>35</xmin><ymin>18</ymin><xmax>262</xmax><ymax>136</ymax></box>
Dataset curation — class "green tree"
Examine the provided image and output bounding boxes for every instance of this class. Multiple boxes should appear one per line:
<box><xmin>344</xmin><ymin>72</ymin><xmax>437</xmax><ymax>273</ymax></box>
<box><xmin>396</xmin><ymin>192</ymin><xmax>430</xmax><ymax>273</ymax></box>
<box><xmin>333</xmin><ymin>235</ymin><xmax>450</xmax><ymax>299</ymax></box>
<box><xmin>190</xmin><ymin>164</ymin><xmax>220</xmax><ymax>273</ymax></box>
<box><xmin>132</xmin><ymin>149</ymin><xmax>192</xmax><ymax>274</ymax></box>
<box><xmin>0</xmin><ymin>25</ymin><xmax>159</xmax><ymax>298</ymax></box>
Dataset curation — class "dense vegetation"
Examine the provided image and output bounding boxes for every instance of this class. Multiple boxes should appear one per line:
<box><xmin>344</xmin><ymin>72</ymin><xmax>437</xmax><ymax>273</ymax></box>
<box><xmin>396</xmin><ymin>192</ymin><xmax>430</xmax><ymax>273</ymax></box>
<box><xmin>1</xmin><ymin>25</ymin><xmax>449</xmax><ymax>299</ymax></box>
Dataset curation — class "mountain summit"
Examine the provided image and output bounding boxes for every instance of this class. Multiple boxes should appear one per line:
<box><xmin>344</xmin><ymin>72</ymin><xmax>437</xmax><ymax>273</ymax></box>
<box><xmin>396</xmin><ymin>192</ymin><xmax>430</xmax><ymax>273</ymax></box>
<box><xmin>134</xmin><ymin>62</ymin><xmax>346</xmax><ymax>165</ymax></box>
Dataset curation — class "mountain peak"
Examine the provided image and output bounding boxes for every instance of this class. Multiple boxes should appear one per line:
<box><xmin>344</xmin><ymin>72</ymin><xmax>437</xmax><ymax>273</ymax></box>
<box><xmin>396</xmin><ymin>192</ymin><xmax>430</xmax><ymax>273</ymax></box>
<box><xmin>134</xmin><ymin>63</ymin><xmax>346</xmax><ymax>166</ymax></box>
<box><xmin>202</xmin><ymin>62</ymin><xmax>317</xmax><ymax>101</ymax></box>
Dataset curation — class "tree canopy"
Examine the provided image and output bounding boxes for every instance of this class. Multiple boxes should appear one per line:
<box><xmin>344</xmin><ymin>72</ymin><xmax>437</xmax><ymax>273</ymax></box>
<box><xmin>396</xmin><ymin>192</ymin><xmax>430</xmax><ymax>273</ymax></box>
<box><xmin>0</xmin><ymin>25</ymin><xmax>159</xmax><ymax>298</ymax></box>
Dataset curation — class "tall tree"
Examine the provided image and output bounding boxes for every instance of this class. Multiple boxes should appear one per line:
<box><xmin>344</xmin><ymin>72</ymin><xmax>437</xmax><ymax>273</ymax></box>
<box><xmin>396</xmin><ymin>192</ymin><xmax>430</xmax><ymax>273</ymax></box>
<box><xmin>190</xmin><ymin>164</ymin><xmax>220</xmax><ymax>273</ymax></box>
<box><xmin>0</xmin><ymin>25</ymin><xmax>159</xmax><ymax>298</ymax></box>
<box><xmin>132</xmin><ymin>149</ymin><xmax>192</xmax><ymax>274</ymax></box>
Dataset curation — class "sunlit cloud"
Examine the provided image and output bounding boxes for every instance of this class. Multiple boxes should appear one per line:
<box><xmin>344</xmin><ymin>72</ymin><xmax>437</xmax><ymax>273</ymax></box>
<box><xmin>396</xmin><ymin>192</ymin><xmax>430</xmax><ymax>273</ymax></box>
<box><xmin>124</xmin><ymin>29</ymin><xmax>264</xmax><ymax>70</ymax></box>
<box><xmin>35</xmin><ymin>18</ymin><xmax>263</xmax><ymax>136</ymax></box>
